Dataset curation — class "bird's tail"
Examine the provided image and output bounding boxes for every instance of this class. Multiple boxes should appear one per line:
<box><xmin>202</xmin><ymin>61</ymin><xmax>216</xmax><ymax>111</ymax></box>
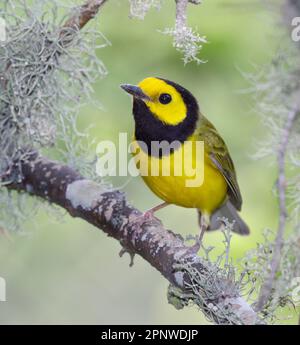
<box><xmin>198</xmin><ymin>201</ymin><xmax>250</xmax><ymax>235</ymax></box>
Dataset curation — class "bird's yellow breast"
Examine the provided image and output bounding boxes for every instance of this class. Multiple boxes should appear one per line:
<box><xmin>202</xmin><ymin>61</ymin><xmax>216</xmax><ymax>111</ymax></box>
<box><xmin>131</xmin><ymin>135</ymin><xmax>227</xmax><ymax>215</ymax></box>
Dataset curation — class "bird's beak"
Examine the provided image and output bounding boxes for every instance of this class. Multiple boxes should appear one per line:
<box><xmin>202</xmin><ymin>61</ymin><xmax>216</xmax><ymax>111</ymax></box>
<box><xmin>120</xmin><ymin>84</ymin><xmax>151</xmax><ymax>101</ymax></box>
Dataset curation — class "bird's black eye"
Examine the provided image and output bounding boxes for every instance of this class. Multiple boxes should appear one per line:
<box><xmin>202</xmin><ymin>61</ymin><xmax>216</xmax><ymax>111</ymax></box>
<box><xmin>159</xmin><ymin>93</ymin><xmax>172</xmax><ymax>104</ymax></box>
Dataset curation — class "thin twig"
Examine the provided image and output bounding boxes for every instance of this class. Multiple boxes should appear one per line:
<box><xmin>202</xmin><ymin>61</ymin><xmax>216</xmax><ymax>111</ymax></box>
<box><xmin>175</xmin><ymin>0</ymin><xmax>189</xmax><ymax>30</ymax></box>
<box><xmin>170</xmin><ymin>0</ymin><xmax>206</xmax><ymax>64</ymax></box>
<box><xmin>175</xmin><ymin>0</ymin><xmax>201</xmax><ymax>26</ymax></box>
<box><xmin>256</xmin><ymin>105</ymin><xmax>299</xmax><ymax>311</ymax></box>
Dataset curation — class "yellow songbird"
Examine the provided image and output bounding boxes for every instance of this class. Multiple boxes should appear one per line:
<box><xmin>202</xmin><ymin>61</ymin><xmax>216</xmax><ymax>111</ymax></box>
<box><xmin>121</xmin><ymin>77</ymin><xmax>249</xmax><ymax>245</ymax></box>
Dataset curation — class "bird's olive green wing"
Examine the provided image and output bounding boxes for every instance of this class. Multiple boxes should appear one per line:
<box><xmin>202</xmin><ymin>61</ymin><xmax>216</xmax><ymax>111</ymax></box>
<box><xmin>197</xmin><ymin>115</ymin><xmax>242</xmax><ymax>211</ymax></box>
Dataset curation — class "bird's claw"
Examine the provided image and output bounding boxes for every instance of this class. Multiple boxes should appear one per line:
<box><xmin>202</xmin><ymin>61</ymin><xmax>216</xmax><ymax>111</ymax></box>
<box><xmin>186</xmin><ymin>239</ymin><xmax>201</xmax><ymax>255</ymax></box>
<box><xmin>143</xmin><ymin>210</ymin><xmax>154</xmax><ymax>220</ymax></box>
<box><xmin>131</xmin><ymin>211</ymin><xmax>159</xmax><ymax>228</ymax></box>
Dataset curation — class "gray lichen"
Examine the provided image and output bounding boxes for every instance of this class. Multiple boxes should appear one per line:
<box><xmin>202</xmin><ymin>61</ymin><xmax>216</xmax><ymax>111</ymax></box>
<box><xmin>66</xmin><ymin>179</ymin><xmax>106</xmax><ymax>210</ymax></box>
<box><xmin>129</xmin><ymin>0</ymin><xmax>162</xmax><ymax>19</ymax></box>
<box><xmin>0</xmin><ymin>0</ymin><xmax>108</xmax><ymax>230</ymax></box>
<box><xmin>129</xmin><ymin>0</ymin><xmax>206</xmax><ymax>64</ymax></box>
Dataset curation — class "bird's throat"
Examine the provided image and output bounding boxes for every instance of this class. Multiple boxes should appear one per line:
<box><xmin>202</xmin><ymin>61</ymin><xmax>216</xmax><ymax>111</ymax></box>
<box><xmin>133</xmin><ymin>99</ymin><xmax>198</xmax><ymax>157</ymax></box>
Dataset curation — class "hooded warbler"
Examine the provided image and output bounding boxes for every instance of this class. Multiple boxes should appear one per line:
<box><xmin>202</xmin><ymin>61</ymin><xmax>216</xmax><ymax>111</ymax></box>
<box><xmin>121</xmin><ymin>77</ymin><xmax>249</xmax><ymax>243</ymax></box>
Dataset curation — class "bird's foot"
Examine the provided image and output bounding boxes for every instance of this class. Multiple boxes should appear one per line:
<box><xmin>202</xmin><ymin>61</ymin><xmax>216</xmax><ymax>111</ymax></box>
<box><xmin>119</xmin><ymin>205</ymin><xmax>168</xmax><ymax>265</ymax></box>
<box><xmin>142</xmin><ymin>209</ymin><xmax>156</xmax><ymax>220</ymax></box>
<box><xmin>130</xmin><ymin>210</ymin><xmax>157</xmax><ymax>229</ymax></box>
<box><xmin>131</xmin><ymin>202</ymin><xmax>169</xmax><ymax>226</ymax></box>
<box><xmin>185</xmin><ymin>224</ymin><xmax>207</xmax><ymax>255</ymax></box>
<box><xmin>186</xmin><ymin>237</ymin><xmax>201</xmax><ymax>255</ymax></box>
<box><xmin>186</xmin><ymin>214</ymin><xmax>208</xmax><ymax>255</ymax></box>
<box><xmin>185</xmin><ymin>234</ymin><xmax>200</xmax><ymax>254</ymax></box>
<box><xmin>144</xmin><ymin>202</ymin><xmax>169</xmax><ymax>218</ymax></box>
<box><xmin>126</xmin><ymin>210</ymin><xmax>161</xmax><ymax>254</ymax></box>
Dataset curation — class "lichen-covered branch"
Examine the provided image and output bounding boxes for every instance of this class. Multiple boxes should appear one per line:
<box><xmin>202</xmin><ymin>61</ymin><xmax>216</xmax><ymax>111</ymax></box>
<box><xmin>161</xmin><ymin>0</ymin><xmax>207</xmax><ymax>64</ymax></box>
<box><xmin>0</xmin><ymin>0</ymin><xmax>108</xmax><ymax>190</ymax></box>
<box><xmin>251</xmin><ymin>0</ymin><xmax>300</xmax><ymax>314</ymax></box>
<box><xmin>60</xmin><ymin>0</ymin><xmax>108</xmax><ymax>45</ymax></box>
<box><xmin>6</xmin><ymin>153</ymin><xmax>261</xmax><ymax>325</ymax></box>
<box><xmin>256</xmin><ymin>106</ymin><xmax>299</xmax><ymax>312</ymax></box>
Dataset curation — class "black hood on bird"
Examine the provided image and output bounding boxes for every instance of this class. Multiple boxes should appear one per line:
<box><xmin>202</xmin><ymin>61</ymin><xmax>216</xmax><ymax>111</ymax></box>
<box><xmin>133</xmin><ymin>78</ymin><xmax>199</xmax><ymax>157</ymax></box>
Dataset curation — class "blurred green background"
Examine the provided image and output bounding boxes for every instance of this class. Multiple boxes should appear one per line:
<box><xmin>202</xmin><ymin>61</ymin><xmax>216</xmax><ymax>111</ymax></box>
<box><xmin>0</xmin><ymin>0</ymin><xmax>296</xmax><ymax>324</ymax></box>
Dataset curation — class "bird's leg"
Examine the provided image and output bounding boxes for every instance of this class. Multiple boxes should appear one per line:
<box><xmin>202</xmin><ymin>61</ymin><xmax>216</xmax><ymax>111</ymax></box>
<box><xmin>198</xmin><ymin>215</ymin><xmax>209</xmax><ymax>243</ymax></box>
<box><xmin>199</xmin><ymin>213</ymin><xmax>210</xmax><ymax>242</ymax></box>
<box><xmin>188</xmin><ymin>213</ymin><xmax>209</xmax><ymax>254</ymax></box>
<box><xmin>130</xmin><ymin>202</ymin><xmax>170</xmax><ymax>249</ymax></box>
<box><xmin>143</xmin><ymin>202</ymin><xmax>169</xmax><ymax>219</ymax></box>
<box><xmin>131</xmin><ymin>202</ymin><xmax>169</xmax><ymax>229</ymax></box>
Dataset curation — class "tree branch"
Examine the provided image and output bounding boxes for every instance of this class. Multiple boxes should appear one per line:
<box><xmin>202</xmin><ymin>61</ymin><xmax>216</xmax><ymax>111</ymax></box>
<box><xmin>175</xmin><ymin>0</ymin><xmax>189</xmax><ymax>30</ymax></box>
<box><xmin>169</xmin><ymin>0</ymin><xmax>206</xmax><ymax>64</ymax></box>
<box><xmin>256</xmin><ymin>105</ymin><xmax>299</xmax><ymax>311</ymax></box>
<box><xmin>62</xmin><ymin>0</ymin><xmax>108</xmax><ymax>32</ymax></box>
<box><xmin>5</xmin><ymin>153</ymin><xmax>261</xmax><ymax>325</ymax></box>
<box><xmin>59</xmin><ymin>0</ymin><xmax>108</xmax><ymax>46</ymax></box>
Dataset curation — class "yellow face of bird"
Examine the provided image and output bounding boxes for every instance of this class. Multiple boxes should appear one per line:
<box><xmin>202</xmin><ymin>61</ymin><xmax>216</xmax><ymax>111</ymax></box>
<box><xmin>136</xmin><ymin>77</ymin><xmax>187</xmax><ymax>125</ymax></box>
<box><xmin>121</xmin><ymin>77</ymin><xmax>199</xmax><ymax>146</ymax></box>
